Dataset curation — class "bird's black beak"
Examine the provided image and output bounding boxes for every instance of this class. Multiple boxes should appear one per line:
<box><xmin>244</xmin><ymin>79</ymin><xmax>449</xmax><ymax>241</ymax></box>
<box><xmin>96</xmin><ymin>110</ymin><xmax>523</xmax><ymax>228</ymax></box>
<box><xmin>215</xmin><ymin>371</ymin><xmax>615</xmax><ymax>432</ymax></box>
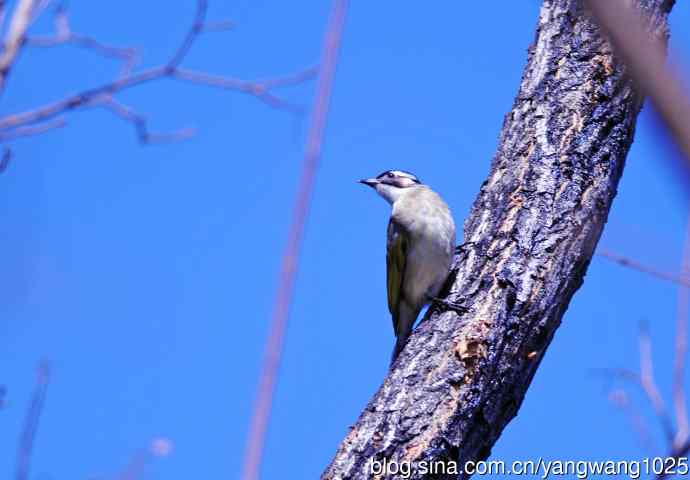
<box><xmin>359</xmin><ymin>178</ymin><xmax>379</xmax><ymax>188</ymax></box>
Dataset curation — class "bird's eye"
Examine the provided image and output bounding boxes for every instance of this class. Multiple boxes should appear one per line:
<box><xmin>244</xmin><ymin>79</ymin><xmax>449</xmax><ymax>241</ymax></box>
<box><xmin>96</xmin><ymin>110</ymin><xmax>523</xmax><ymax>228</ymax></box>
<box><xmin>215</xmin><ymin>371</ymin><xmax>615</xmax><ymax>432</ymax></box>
<box><xmin>387</xmin><ymin>172</ymin><xmax>395</xmax><ymax>178</ymax></box>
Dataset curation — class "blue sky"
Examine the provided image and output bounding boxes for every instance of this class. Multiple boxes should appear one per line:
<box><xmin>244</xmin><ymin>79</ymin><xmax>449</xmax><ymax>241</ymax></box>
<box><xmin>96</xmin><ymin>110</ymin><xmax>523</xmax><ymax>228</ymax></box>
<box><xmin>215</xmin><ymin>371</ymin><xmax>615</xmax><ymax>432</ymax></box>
<box><xmin>2</xmin><ymin>1</ymin><xmax>690</xmax><ymax>478</ymax></box>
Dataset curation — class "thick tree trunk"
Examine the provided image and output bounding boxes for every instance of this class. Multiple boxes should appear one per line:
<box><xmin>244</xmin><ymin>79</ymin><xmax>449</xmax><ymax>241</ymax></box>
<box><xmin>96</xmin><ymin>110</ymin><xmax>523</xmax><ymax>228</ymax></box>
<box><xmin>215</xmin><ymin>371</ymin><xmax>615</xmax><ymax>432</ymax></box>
<box><xmin>322</xmin><ymin>0</ymin><xmax>675</xmax><ymax>478</ymax></box>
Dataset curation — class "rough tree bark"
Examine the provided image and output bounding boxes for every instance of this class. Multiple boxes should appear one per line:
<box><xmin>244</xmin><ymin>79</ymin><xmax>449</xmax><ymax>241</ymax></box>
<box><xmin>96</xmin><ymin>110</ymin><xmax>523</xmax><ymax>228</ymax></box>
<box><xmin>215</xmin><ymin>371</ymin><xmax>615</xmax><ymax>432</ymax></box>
<box><xmin>323</xmin><ymin>0</ymin><xmax>675</xmax><ymax>478</ymax></box>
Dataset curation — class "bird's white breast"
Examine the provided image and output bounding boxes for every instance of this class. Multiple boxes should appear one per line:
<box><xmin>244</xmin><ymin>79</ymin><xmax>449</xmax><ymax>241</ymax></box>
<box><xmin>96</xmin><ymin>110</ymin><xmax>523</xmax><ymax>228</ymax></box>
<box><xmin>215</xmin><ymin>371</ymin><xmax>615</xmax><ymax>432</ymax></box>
<box><xmin>392</xmin><ymin>186</ymin><xmax>456</xmax><ymax>307</ymax></box>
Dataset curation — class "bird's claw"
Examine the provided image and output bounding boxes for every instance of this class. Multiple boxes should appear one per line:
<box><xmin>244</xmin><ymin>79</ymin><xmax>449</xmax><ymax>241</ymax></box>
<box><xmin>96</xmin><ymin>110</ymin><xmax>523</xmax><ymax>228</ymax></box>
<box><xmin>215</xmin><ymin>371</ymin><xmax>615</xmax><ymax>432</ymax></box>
<box><xmin>431</xmin><ymin>297</ymin><xmax>467</xmax><ymax>314</ymax></box>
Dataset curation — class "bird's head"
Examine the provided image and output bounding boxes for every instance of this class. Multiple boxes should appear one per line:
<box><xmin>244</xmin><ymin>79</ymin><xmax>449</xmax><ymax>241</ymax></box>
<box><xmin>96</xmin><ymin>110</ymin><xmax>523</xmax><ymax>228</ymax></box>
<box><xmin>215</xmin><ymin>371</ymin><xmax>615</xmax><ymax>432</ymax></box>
<box><xmin>359</xmin><ymin>170</ymin><xmax>422</xmax><ymax>204</ymax></box>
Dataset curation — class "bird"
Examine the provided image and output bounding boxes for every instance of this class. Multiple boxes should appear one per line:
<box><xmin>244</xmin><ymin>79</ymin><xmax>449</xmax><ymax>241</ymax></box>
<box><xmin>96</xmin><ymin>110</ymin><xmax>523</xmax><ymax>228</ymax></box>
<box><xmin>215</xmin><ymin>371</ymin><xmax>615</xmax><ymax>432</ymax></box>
<box><xmin>360</xmin><ymin>170</ymin><xmax>456</xmax><ymax>365</ymax></box>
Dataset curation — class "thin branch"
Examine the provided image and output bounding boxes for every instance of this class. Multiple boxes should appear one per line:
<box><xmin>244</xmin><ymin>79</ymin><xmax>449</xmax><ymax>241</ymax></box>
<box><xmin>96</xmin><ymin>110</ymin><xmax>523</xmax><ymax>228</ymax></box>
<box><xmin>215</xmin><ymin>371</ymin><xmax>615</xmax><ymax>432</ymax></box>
<box><xmin>0</xmin><ymin>66</ymin><xmax>165</xmax><ymax>131</ymax></box>
<box><xmin>0</xmin><ymin>0</ymin><xmax>315</xmax><ymax>143</ymax></box>
<box><xmin>202</xmin><ymin>19</ymin><xmax>236</xmax><ymax>32</ymax></box>
<box><xmin>97</xmin><ymin>97</ymin><xmax>195</xmax><ymax>144</ymax></box>
<box><xmin>15</xmin><ymin>360</ymin><xmax>51</xmax><ymax>480</ymax></box>
<box><xmin>259</xmin><ymin>67</ymin><xmax>320</xmax><ymax>89</ymax></box>
<box><xmin>657</xmin><ymin>439</ymin><xmax>690</xmax><ymax>480</ymax></box>
<box><xmin>580</xmin><ymin>7</ymin><xmax>690</xmax><ymax>450</ymax></box>
<box><xmin>173</xmin><ymin>67</ymin><xmax>317</xmax><ymax>113</ymax></box>
<box><xmin>673</xmin><ymin>212</ymin><xmax>690</xmax><ymax>449</ymax></box>
<box><xmin>608</xmin><ymin>388</ymin><xmax>659</xmax><ymax>454</ymax></box>
<box><xmin>592</xmin><ymin>366</ymin><xmax>642</xmax><ymax>383</ymax></box>
<box><xmin>29</xmin><ymin>0</ymin><xmax>52</xmax><ymax>24</ymax></box>
<box><xmin>639</xmin><ymin>322</ymin><xmax>676</xmax><ymax>443</ymax></box>
<box><xmin>597</xmin><ymin>249</ymin><xmax>690</xmax><ymax>287</ymax></box>
<box><xmin>25</xmin><ymin>3</ymin><xmax>140</xmax><ymax>76</ymax></box>
<box><xmin>241</xmin><ymin>1</ymin><xmax>349</xmax><ymax>479</ymax></box>
<box><xmin>0</xmin><ymin>116</ymin><xmax>65</xmax><ymax>140</ymax></box>
<box><xmin>117</xmin><ymin>450</ymin><xmax>148</xmax><ymax>480</ymax></box>
<box><xmin>593</xmin><ymin>362</ymin><xmax>675</xmax><ymax>444</ymax></box>
<box><xmin>88</xmin><ymin>439</ymin><xmax>172</xmax><ymax>480</ymax></box>
<box><xmin>0</xmin><ymin>0</ymin><xmax>40</xmax><ymax>92</ymax></box>
<box><xmin>0</xmin><ymin>2</ymin><xmax>7</xmax><ymax>38</ymax></box>
<box><xmin>0</xmin><ymin>62</ymin><xmax>316</xmax><ymax>137</ymax></box>
<box><xmin>0</xmin><ymin>147</ymin><xmax>11</xmax><ymax>172</ymax></box>
<box><xmin>167</xmin><ymin>0</ymin><xmax>208</xmax><ymax>69</ymax></box>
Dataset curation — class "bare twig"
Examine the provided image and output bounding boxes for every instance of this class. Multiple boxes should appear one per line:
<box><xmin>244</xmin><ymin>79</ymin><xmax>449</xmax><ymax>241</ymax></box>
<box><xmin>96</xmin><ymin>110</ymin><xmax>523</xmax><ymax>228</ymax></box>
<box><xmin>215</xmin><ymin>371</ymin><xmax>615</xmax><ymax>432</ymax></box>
<box><xmin>0</xmin><ymin>116</ymin><xmax>65</xmax><ymax>141</ymax></box>
<box><xmin>0</xmin><ymin>147</ymin><xmax>11</xmax><ymax>172</ymax></box>
<box><xmin>167</xmin><ymin>0</ymin><xmax>208</xmax><ymax>69</ymax></box>
<box><xmin>609</xmin><ymin>388</ymin><xmax>658</xmax><ymax>453</ymax></box>
<box><xmin>639</xmin><ymin>322</ymin><xmax>676</xmax><ymax>443</ymax></box>
<box><xmin>173</xmin><ymin>67</ymin><xmax>317</xmax><ymax>114</ymax></box>
<box><xmin>26</xmin><ymin>3</ymin><xmax>140</xmax><ymax>76</ymax></box>
<box><xmin>202</xmin><ymin>19</ymin><xmax>236</xmax><ymax>33</ymax></box>
<box><xmin>601</xmin><ymin>240</ymin><xmax>690</xmax><ymax>448</ymax></box>
<box><xmin>0</xmin><ymin>2</ymin><xmax>7</xmax><ymax>37</ymax></box>
<box><xmin>29</xmin><ymin>0</ymin><xmax>52</xmax><ymax>24</ymax></box>
<box><xmin>0</xmin><ymin>67</ymin><xmax>164</xmax><ymax>131</ymax></box>
<box><xmin>117</xmin><ymin>450</ymin><xmax>148</xmax><ymax>480</ymax></box>
<box><xmin>585</xmin><ymin>0</ymin><xmax>690</xmax><ymax>173</ymax></box>
<box><xmin>597</xmin><ymin>249</ymin><xmax>690</xmax><ymax>287</ymax></box>
<box><xmin>673</xmin><ymin>212</ymin><xmax>690</xmax><ymax>449</ymax></box>
<box><xmin>259</xmin><ymin>67</ymin><xmax>320</xmax><ymax>89</ymax></box>
<box><xmin>594</xmin><ymin>360</ymin><xmax>675</xmax><ymax>444</ymax></box>
<box><xmin>0</xmin><ymin>0</ymin><xmax>40</xmax><ymax>92</ymax></box>
<box><xmin>0</xmin><ymin>64</ymin><xmax>316</xmax><ymax>137</ymax></box>
<box><xmin>658</xmin><ymin>439</ymin><xmax>690</xmax><ymax>479</ymax></box>
<box><xmin>15</xmin><ymin>360</ymin><xmax>50</xmax><ymax>480</ymax></box>
<box><xmin>97</xmin><ymin>98</ymin><xmax>195</xmax><ymax>144</ymax></box>
<box><xmin>592</xmin><ymin>366</ymin><xmax>641</xmax><ymax>383</ymax></box>
<box><xmin>88</xmin><ymin>439</ymin><xmax>171</xmax><ymax>480</ymax></box>
<box><xmin>0</xmin><ymin>0</ymin><xmax>316</xmax><ymax>144</ymax></box>
<box><xmin>240</xmin><ymin>1</ymin><xmax>349</xmax><ymax>479</ymax></box>
<box><xmin>575</xmin><ymin>22</ymin><xmax>690</xmax><ymax>454</ymax></box>
<box><xmin>601</xmin><ymin>230</ymin><xmax>690</xmax><ymax>474</ymax></box>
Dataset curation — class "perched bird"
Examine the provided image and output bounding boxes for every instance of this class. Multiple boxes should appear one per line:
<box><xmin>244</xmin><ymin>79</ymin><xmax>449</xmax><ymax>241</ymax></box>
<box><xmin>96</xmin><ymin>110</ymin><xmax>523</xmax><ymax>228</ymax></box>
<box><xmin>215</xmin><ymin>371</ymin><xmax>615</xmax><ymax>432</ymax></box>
<box><xmin>360</xmin><ymin>170</ymin><xmax>456</xmax><ymax>365</ymax></box>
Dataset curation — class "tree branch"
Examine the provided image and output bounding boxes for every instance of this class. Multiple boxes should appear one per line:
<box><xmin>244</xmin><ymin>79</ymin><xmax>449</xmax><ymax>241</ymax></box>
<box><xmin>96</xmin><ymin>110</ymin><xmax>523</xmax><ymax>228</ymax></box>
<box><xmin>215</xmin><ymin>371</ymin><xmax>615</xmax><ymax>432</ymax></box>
<box><xmin>0</xmin><ymin>147</ymin><xmax>10</xmax><ymax>172</ymax></box>
<box><xmin>322</xmin><ymin>0</ymin><xmax>675</xmax><ymax>477</ymax></box>
<box><xmin>0</xmin><ymin>116</ymin><xmax>65</xmax><ymax>141</ymax></box>
<box><xmin>638</xmin><ymin>322</ymin><xmax>675</xmax><ymax>443</ymax></box>
<box><xmin>96</xmin><ymin>97</ymin><xmax>195</xmax><ymax>144</ymax></box>
<box><xmin>0</xmin><ymin>0</ymin><xmax>40</xmax><ymax>92</ymax></box>
<box><xmin>25</xmin><ymin>3</ymin><xmax>140</xmax><ymax>76</ymax></box>
<box><xmin>15</xmin><ymin>360</ymin><xmax>50</xmax><ymax>480</ymax></box>
<box><xmin>172</xmin><ymin>66</ymin><xmax>317</xmax><ymax>114</ymax></box>
<box><xmin>241</xmin><ymin>2</ymin><xmax>349</xmax><ymax>479</ymax></box>
<box><xmin>0</xmin><ymin>0</ymin><xmax>317</xmax><ymax>144</ymax></box>
<box><xmin>608</xmin><ymin>388</ymin><xmax>658</xmax><ymax>454</ymax></box>
<box><xmin>673</xmin><ymin>212</ymin><xmax>690</xmax><ymax>450</ymax></box>
<box><xmin>166</xmin><ymin>0</ymin><xmax>209</xmax><ymax>70</ymax></box>
<box><xmin>597</xmin><ymin>249</ymin><xmax>690</xmax><ymax>287</ymax></box>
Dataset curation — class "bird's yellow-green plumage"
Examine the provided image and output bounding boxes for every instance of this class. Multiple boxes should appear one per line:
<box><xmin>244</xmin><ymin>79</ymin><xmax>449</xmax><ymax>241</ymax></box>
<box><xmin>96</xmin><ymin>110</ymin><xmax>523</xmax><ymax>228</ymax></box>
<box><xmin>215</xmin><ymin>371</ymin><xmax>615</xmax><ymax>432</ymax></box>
<box><xmin>386</xmin><ymin>218</ymin><xmax>407</xmax><ymax>335</ymax></box>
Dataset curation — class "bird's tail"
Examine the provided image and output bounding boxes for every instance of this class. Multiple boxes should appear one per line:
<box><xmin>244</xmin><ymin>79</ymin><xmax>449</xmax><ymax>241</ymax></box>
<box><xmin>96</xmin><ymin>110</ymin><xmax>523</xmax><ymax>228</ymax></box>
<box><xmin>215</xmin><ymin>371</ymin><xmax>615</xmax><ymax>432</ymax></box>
<box><xmin>390</xmin><ymin>303</ymin><xmax>420</xmax><ymax>367</ymax></box>
<box><xmin>390</xmin><ymin>336</ymin><xmax>407</xmax><ymax>367</ymax></box>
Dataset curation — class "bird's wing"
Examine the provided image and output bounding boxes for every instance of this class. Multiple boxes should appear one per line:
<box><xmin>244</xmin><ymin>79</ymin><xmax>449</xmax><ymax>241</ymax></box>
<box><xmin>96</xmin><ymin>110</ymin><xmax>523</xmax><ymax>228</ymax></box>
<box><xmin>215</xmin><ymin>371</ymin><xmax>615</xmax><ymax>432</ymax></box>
<box><xmin>386</xmin><ymin>217</ymin><xmax>408</xmax><ymax>334</ymax></box>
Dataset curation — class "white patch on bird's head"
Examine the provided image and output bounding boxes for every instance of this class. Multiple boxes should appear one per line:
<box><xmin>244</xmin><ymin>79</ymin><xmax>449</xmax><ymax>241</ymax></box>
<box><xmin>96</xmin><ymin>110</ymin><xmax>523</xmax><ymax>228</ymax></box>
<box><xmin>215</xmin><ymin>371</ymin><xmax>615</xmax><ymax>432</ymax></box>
<box><xmin>371</xmin><ymin>170</ymin><xmax>422</xmax><ymax>204</ymax></box>
<box><xmin>376</xmin><ymin>170</ymin><xmax>420</xmax><ymax>185</ymax></box>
